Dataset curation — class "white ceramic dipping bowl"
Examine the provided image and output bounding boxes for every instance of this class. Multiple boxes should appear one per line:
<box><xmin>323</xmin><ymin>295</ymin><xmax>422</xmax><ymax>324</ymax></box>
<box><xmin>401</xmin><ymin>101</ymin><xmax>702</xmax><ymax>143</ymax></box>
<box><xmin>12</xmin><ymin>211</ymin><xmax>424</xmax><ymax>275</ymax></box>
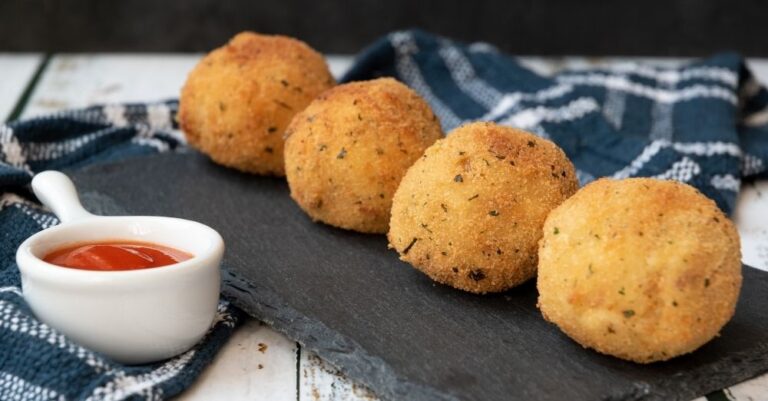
<box><xmin>16</xmin><ymin>171</ymin><xmax>224</xmax><ymax>364</ymax></box>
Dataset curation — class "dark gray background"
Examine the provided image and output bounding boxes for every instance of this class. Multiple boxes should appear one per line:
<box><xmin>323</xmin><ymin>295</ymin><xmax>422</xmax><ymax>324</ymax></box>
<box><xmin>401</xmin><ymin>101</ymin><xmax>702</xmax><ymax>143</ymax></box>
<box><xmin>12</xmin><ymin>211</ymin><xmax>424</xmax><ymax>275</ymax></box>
<box><xmin>1</xmin><ymin>0</ymin><xmax>766</xmax><ymax>56</ymax></box>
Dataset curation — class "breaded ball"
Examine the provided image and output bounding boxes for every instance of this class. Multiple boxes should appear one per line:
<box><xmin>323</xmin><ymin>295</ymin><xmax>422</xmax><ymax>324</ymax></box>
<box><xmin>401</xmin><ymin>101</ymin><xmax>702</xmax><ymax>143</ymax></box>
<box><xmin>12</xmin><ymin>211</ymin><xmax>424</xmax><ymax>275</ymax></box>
<box><xmin>179</xmin><ymin>31</ymin><xmax>335</xmax><ymax>175</ymax></box>
<box><xmin>537</xmin><ymin>178</ymin><xmax>742</xmax><ymax>363</ymax></box>
<box><xmin>388</xmin><ymin>122</ymin><xmax>578</xmax><ymax>293</ymax></box>
<box><xmin>284</xmin><ymin>78</ymin><xmax>443</xmax><ymax>233</ymax></box>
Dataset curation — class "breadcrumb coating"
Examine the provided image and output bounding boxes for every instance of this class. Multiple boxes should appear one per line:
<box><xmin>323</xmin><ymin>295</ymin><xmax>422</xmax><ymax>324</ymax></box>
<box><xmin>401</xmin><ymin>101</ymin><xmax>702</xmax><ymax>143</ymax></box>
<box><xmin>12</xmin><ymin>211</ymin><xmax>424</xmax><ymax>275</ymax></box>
<box><xmin>179</xmin><ymin>31</ymin><xmax>335</xmax><ymax>175</ymax></box>
<box><xmin>389</xmin><ymin>122</ymin><xmax>578</xmax><ymax>293</ymax></box>
<box><xmin>537</xmin><ymin>178</ymin><xmax>742</xmax><ymax>363</ymax></box>
<box><xmin>284</xmin><ymin>78</ymin><xmax>443</xmax><ymax>233</ymax></box>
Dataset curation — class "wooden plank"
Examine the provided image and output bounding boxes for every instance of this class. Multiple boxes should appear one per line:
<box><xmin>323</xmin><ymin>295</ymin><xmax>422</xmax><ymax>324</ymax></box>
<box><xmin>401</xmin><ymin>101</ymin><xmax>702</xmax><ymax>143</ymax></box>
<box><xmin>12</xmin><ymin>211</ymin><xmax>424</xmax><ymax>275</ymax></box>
<box><xmin>19</xmin><ymin>54</ymin><xmax>768</xmax><ymax>401</ymax></box>
<box><xmin>20</xmin><ymin>54</ymin><xmax>352</xmax><ymax>119</ymax></box>
<box><xmin>21</xmin><ymin>54</ymin><xmax>199</xmax><ymax>118</ymax></box>
<box><xmin>180</xmin><ymin>320</ymin><xmax>298</xmax><ymax>401</ymax></box>
<box><xmin>734</xmin><ymin>180</ymin><xmax>768</xmax><ymax>272</ymax></box>
<box><xmin>726</xmin><ymin>373</ymin><xmax>768</xmax><ymax>400</ymax></box>
<box><xmin>326</xmin><ymin>54</ymin><xmax>353</xmax><ymax>80</ymax></box>
<box><xmin>299</xmin><ymin>350</ymin><xmax>375</xmax><ymax>401</ymax></box>
<box><xmin>0</xmin><ymin>53</ymin><xmax>42</xmax><ymax>121</ymax></box>
<box><xmin>746</xmin><ymin>60</ymin><xmax>768</xmax><ymax>84</ymax></box>
<box><xmin>724</xmin><ymin>180</ymin><xmax>768</xmax><ymax>401</ymax></box>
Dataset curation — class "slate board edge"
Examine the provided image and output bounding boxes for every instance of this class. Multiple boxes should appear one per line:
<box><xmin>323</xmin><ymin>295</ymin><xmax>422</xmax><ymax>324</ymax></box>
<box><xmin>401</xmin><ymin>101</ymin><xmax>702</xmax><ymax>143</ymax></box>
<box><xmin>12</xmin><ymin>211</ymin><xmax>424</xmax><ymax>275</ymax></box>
<box><xmin>660</xmin><ymin>339</ymin><xmax>768</xmax><ymax>401</ymax></box>
<box><xmin>608</xmin><ymin>333</ymin><xmax>768</xmax><ymax>401</ymax></box>
<box><xmin>222</xmin><ymin>267</ymin><xmax>768</xmax><ymax>401</ymax></box>
<box><xmin>222</xmin><ymin>270</ymin><xmax>459</xmax><ymax>401</ymax></box>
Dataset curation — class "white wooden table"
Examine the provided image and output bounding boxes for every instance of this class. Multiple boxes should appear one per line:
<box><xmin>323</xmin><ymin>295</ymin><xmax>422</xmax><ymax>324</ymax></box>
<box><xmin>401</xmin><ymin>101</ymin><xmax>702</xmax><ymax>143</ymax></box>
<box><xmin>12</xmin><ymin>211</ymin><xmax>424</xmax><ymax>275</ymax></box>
<box><xmin>2</xmin><ymin>53</ymin><xmax>767</xmax><ymax>401</ymax></box>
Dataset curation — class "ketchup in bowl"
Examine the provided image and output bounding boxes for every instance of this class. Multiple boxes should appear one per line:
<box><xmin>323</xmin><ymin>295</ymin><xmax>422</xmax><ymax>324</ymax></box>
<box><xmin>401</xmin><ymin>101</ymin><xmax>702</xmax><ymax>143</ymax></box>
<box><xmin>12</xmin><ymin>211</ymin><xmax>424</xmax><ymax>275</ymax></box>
<box><xmin>43</xmin><ymin>241</ymin><xmax>193</xmax><ymax>271</ymax></box>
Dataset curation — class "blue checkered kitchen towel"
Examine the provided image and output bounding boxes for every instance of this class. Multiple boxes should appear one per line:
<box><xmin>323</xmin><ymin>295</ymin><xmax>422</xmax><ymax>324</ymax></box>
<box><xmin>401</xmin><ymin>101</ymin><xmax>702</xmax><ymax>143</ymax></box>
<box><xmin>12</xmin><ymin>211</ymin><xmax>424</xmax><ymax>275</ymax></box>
<box><xmin>1</xmin><ymin>30</ymin><xmax>768</xmax><ymax>400</ymax></box>
<box><xmin>344</xmin><ymin>30</ymin><xmax>768</xmax><ymax>213</ymax></box>
<box><xmin>0</xmin><ymin>102</ymin><xmax>244</xmax><ymax>400</ymax></box>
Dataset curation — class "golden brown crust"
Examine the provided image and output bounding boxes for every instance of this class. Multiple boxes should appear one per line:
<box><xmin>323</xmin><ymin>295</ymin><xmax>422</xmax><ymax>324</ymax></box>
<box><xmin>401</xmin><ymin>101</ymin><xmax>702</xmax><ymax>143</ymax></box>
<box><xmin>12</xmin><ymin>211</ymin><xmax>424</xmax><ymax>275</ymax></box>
<box><xmin>537</xmin><ymin>177</ymin><xmax>742</xmax><ymax>363</ymax></box>
<box><xmin>388</xmin><ymin>122</ymin><xmax>579</xmax><ymax>293</ymax></box>
<box><xmin>284</xmin><ymin>78</ymin><xmax>443</xmax><ymax>233</ymax></box>
<box><xmin>178</xmin><ymin>31</ymin><xmax>335</xmax><ymax>175</ymax></box>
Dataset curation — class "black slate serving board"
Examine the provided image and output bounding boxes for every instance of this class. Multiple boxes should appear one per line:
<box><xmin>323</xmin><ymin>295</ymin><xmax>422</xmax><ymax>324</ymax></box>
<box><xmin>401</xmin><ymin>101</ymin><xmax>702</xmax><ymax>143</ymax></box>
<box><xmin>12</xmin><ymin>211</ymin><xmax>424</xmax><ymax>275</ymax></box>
<box><xmin>69</xmin><ymin>152</ymin><xmax>768</xmax><ymax>401</ymax></box>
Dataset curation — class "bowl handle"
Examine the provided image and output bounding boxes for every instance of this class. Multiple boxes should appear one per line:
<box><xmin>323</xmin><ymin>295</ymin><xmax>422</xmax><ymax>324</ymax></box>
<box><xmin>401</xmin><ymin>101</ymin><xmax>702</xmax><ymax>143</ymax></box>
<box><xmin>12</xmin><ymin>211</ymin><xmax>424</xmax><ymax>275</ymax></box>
<box><xmin>31</xmin><ymin>171</ymin><xmax>95</xmax><ymax>223</ymax></box>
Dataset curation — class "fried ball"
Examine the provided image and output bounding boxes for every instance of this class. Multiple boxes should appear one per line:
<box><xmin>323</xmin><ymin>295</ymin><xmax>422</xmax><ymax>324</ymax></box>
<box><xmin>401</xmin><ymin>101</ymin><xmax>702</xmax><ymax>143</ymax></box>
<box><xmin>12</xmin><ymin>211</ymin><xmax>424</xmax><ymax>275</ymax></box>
<box><xmin>537</xmin><ymin>178</ymin><xmax>742</xmax><ymax>363</ymax></box>
<box><xmin>179</xmin><ymin>31</ymin><xmax>335</xmax><ymax>175</ymax></box>
<box><xmin>388</xmin><ymin>122</ymin><xmax>578</xmax><ymax>293</ymax></box>
<box><xmin>284</xmin><ymin>78</ymin><xmax>443</xmax><ymax>233</ymax></box>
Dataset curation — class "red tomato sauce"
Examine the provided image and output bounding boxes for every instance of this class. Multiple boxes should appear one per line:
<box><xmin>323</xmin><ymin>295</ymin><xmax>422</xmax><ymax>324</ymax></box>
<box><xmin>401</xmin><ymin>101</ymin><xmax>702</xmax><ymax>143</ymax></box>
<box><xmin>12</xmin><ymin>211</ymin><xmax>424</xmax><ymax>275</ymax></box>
<box><xmin>43</xmin><ymin>241</ymin><xmax>193</xmax><ymax>271</ymax></box>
